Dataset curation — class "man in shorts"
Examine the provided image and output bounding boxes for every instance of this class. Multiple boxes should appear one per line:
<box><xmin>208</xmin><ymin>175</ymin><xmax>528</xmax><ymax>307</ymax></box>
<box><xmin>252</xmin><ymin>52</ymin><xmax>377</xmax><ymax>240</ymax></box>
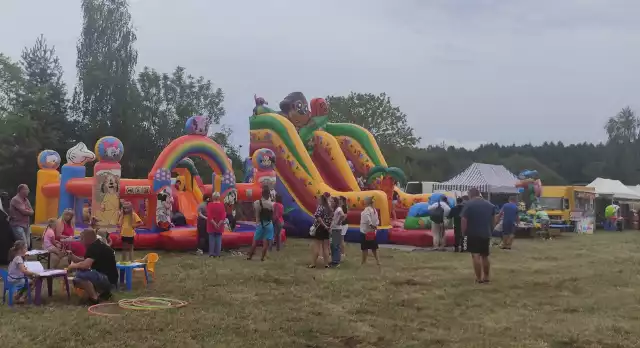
<box><xmin>499</xmin><ymin>196</ymin><xmax>519</xmax><ymax>249</ymax></box>
<box><xmin>68</xmin><ymin>229</ymin><xmax>118</xmax><ymax>304</ymax></box>
<box><xmin>461</xmin><ymin>188</ymin><xmax>497</xmax><ymax>283</ymax></box>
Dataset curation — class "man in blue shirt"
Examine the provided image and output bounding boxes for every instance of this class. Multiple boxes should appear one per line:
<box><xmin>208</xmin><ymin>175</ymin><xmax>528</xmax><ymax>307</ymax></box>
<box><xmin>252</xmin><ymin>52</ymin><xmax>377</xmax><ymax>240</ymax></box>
<box><xmin>461</xmin><ymin>188</ymin><xmax>497</xmax><ymax>283</ymax></box>
<box><xmin>499</xmin><ymin>196</ymin><xmax>520</xmax><ymax>250</ymax></box>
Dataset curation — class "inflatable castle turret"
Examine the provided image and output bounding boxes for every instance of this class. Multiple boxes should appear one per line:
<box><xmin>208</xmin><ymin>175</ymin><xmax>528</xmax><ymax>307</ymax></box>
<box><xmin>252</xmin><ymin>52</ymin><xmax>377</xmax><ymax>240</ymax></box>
<box><xmin>92</xmin><ymin>136</ymin><xmax>124</xmax><ymax>227</ymax></box>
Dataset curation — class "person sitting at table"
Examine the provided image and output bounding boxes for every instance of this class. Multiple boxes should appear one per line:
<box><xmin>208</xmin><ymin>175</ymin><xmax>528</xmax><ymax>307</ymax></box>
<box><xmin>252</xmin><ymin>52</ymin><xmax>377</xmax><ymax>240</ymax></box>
<box><xmin>56</xmin><ymin>209</ymin><xmax>85</xmax><ymax>257</ymax></box>
<box><xmin>43</xmin><ymin>218</ymin><xmax>68</xmax><ymax>268</ymax></box>
<box><xmin>7</xmin><ymin>240</ymin><xmax>37</xmax><ymax>304</ymax></box>
<box><xmin>67</xmin><ymin>229</ymin><xmax>118</xmax><ymax>305</ymax></box>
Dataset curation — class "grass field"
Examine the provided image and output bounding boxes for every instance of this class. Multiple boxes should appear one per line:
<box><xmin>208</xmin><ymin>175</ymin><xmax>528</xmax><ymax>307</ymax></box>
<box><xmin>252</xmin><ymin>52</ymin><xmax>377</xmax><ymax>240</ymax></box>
<box><xmin>2</xmin><ymin>232</ymin><xmax>640</xmax><ymax>348</ymax></box>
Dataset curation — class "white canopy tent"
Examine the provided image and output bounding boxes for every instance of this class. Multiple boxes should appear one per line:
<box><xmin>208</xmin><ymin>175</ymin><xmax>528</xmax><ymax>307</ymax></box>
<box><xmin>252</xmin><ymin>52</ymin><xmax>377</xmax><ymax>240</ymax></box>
<box><xmin>433</xmin><ymin>163</ymin><xmax>519</xmax><ymax>194</ymax></box>
<box><xmin>587</xmin><ymin>178</ymin><xmax>640</xmax><ymax>200</ymax></box>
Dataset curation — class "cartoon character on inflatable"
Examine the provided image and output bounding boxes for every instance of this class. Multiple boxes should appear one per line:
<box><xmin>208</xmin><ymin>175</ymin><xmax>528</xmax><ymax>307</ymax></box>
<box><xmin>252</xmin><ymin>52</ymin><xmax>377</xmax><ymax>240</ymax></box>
<box><xmin>252</xmin><ymin>92</ymin><xmax>329</xmax><ymax>153</ymax></box>
<box><xmin>516</xmin><ymin>170</ymin><xmax>542</xmax><ymax>210</ymax></box>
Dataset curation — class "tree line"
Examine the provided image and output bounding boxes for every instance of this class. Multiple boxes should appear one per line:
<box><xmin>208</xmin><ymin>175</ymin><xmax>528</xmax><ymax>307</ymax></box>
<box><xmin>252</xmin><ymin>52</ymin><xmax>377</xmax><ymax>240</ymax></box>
<box><xmin>327</xmin><ymin>96</ymin><xmax>639</xmax><ymax>186</ymax></box>
<box><xmin>0</xmin><ymin>0</ymin><xmax>636</xmax><ymax>198</ymax></box>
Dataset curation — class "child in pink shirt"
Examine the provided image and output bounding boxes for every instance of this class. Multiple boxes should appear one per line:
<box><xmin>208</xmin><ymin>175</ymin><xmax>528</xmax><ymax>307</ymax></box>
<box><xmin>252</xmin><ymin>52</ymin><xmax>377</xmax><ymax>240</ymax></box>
<box><xmin>43</xmin><ymin>218</ymin><xmax>66</xmax><ymax>268</ymax></box>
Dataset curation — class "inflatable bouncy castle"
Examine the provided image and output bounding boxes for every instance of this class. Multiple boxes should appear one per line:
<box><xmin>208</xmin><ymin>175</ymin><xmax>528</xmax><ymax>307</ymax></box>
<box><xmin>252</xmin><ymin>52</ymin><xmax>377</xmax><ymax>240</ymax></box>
<box><xmin>250</xmin><ymin>91</ymin><xmax>451</xmax><ymax>247</ymax></box>
<box><xmin>31</xmin><ymin>116</ymin><xmax>285</xmax><ymax>252</ymax></box>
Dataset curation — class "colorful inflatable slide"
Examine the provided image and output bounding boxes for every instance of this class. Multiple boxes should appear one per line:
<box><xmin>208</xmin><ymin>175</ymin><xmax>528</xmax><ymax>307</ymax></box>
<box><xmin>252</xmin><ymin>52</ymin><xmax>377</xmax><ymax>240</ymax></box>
<box><xmin>250</xmin><ymin>92</ymin><xmax>454</xmax><ymax>247</ymax></box>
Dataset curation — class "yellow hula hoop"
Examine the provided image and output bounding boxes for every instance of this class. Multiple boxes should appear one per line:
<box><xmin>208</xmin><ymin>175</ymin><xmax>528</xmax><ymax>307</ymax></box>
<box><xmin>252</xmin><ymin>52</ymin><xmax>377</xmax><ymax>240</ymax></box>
<box><xmin>117</xmin><ymin>297</ymin><xmax>188</xmax><ymax>310</ymax></box>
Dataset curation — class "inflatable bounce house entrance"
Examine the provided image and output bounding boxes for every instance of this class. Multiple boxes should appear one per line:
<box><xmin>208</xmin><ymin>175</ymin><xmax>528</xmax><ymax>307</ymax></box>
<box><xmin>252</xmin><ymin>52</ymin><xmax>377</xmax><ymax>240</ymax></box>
<box><xmin>31</xmin><ymin>116</ymin><xmax>285</xmax><ymax>252</ymax></box>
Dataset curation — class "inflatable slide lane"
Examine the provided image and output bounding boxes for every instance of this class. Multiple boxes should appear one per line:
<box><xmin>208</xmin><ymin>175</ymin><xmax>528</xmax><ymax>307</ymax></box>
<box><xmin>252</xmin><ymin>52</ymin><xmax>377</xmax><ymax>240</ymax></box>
<box><xmin>323</xmin><ymin>123</ymin><xmax>430</xmax><ymax>219</ymax></box>
<box><xmin>250</xmin><ymin>112</ymin><xmax>392</xmax><ymax>242</ymax></box>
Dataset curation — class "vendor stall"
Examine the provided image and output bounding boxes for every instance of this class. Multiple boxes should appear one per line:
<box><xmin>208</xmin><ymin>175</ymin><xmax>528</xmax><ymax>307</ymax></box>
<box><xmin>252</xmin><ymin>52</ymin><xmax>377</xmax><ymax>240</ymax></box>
<box><xmin>587</xmin><ymin>178</ymin><xmax>640</xmax><ymax>230</ymax></box>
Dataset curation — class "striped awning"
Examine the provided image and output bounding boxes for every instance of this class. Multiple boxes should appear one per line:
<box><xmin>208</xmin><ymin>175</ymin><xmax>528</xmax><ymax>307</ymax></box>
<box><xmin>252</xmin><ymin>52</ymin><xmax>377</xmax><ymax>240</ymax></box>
<box><xmin>433</xmin><ymin>163</ymin><xmax>519</xmax><ymax>194</ymax></box>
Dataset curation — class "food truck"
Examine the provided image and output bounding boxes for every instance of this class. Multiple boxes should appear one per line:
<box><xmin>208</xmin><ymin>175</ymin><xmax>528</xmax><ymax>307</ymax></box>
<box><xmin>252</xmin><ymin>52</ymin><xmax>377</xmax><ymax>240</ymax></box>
<box><xmin>539</xmin><ymin>186</ymin><xmax>596</xmax><ymax>228</ymax></box>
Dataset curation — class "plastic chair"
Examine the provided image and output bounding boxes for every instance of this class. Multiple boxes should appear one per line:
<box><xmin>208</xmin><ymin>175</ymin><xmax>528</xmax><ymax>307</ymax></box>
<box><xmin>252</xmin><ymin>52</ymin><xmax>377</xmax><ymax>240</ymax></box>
<box><xmin>134</xmin><ymin>253</ymin><xmax>159</xmax><ymax>283</ymax></box>
<box><xmin>1</xmin><ymin>269</ymin><xmax>31</xmax><ymax>306</ymax></box>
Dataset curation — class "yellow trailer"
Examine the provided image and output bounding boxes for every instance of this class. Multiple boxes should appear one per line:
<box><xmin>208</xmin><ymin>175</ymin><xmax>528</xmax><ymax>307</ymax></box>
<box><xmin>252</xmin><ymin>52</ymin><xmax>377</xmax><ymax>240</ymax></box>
<box><xmin>539</xmin><ymin>186</ymin><xmax>596</xmax><ymax>224</ymax></box>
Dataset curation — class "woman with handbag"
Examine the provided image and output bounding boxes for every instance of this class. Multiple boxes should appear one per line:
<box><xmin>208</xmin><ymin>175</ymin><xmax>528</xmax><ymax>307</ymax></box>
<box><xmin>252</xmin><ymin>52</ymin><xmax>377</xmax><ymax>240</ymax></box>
<box><xmin>309</xmin><ymin>192</ymin><xmax>333</xmax><ymax>268</ymax></box>
<box><xmin>360</xmin><ymin>196</ymin><xmax>380</xmax><ymax>266</ymax></box>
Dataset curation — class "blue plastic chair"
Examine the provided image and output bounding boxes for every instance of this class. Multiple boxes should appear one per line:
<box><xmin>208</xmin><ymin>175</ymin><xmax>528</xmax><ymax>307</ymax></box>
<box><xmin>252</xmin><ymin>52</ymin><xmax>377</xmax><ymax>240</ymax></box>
<box><xmin>1</xmin><ymin>269</ymin><xmax>31</xmax><ymax>306</ymax></box>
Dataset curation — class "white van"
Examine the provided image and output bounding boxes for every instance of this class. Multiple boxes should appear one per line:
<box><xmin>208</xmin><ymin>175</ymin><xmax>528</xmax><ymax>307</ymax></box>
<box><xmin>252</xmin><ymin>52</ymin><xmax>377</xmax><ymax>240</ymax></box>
<box><xmin>404</xmin><ymin>181</ymin><xmax>439</xmax><ymax>195</ymax></box>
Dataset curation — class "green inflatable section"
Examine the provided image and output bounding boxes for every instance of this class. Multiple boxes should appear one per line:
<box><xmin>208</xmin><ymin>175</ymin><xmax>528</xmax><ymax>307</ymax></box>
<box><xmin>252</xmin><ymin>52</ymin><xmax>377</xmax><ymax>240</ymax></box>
<box><xmin>605</xmin><ymin>205</ymin><xmax>617</xmax><ymax>218</ymax></box>
<box><xmin>404</xmin><ymin>216</ymin><xmax>454</xmax><ymax>230</ymax></box>
<box><xmin>404</xmin><ymin>217</ymin><xmax>432</xmax><ymax>230</ymax></box>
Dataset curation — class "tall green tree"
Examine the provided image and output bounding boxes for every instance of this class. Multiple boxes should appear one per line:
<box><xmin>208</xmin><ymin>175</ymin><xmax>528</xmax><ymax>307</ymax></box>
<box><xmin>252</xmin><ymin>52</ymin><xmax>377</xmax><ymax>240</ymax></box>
<box><xmin>135</xmin><ymin>66</ymin><xmax>233</xmax><ymax>179</ymax></box>
<box><xmin>0</xmin><ymin>36</ymin><xmax>75</xmax><ymax>193</ymax></box>
<box><xmin>72</xmin><ymin>0</ymin><xmax>138</xmax><ymax>170</ymax></box>
<box><xmin>19</xmin><ymin>35</ymin><xmax>76</xmax><ymax>153</ymax></box>
<box><xmin>326</xmin><ymin>92</ymin><xmax>421</xmax><ymax>150</ymax></box>
<box><xmin>605</xmin><ymin>107</ymin><xmax>639</xmax><ymax>144</ymax></box>
<box><xmin>0</xmin><ymin>54</ymin><xmax>23</xmax><ymax>116</ymax></box>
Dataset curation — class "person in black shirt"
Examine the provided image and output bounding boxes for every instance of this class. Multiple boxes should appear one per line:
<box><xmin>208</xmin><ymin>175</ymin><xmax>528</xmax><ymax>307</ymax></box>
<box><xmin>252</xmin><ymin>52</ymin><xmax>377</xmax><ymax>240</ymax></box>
<box><xmin>449</xmin><ymin>197</ymin><xmax>465</xmax><ymax>252</ymax></box>
<box><xmin>68</xmin><ymin>228</ymin><xmax>118</xmax><ymax>304</ymax></box>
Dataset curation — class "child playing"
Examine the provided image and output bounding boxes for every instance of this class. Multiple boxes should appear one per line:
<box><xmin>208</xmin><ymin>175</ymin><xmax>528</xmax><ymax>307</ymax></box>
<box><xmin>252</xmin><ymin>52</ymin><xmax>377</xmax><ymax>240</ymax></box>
<box><xmin>118</xmin><ymin>201</ymin><xmax>143</xmax><ymax>262</ymax></box>
<box><xmin>43</xmin><ymin>218</ymin><xmax>67</xmax><ymax>268</ymax></box>
<box><xmin>91</xmin><ymin>217</ymin><xmax>112</xmax><ymax>247</ymax></box>
<box><xmin>7</xmin><ymin>240</ymin><xmax>37</xmax><ymax>304</ymax></box>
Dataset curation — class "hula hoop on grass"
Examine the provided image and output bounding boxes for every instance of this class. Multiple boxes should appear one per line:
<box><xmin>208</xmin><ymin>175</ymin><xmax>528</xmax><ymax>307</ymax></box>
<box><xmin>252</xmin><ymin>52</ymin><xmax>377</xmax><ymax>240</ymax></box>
<box><xmin>88</xmin><ymin>302</ymin><xmax>122</xmax><ymax>317</ymax></box>
<box><xmin>117</xmin><ymin>297</ymin><xmax>188</xmax><ymax>311</ymax></box>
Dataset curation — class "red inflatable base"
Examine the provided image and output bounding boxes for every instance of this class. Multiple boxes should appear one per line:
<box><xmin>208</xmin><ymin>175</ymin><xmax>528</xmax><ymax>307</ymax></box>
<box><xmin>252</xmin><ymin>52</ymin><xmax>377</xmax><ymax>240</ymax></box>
<box><xmin>109</xmin><ymin>227</ymin><xmax>287</xmax><ymax>250</ymax></box>
<box><xmin>388</xmin><ymin>227</ymin><xmax>455</xmax><ymax>247</ymax></box>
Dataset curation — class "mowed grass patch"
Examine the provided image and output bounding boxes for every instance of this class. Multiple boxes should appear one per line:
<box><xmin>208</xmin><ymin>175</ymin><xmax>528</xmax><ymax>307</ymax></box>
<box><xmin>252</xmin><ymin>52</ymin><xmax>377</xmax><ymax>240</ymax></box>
<box><xmin>2</xmin><ymin>232</ymin><xmax>640</xmax><ymax>347</ymax></box>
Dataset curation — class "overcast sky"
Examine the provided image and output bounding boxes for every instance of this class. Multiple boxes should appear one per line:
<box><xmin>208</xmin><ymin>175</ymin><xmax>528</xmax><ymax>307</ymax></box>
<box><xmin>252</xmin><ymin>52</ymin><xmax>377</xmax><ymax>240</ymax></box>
<box><xmin>2</xmin><ymin>0</ymin><xmax>639</xmax><ymax>153</ymax></box>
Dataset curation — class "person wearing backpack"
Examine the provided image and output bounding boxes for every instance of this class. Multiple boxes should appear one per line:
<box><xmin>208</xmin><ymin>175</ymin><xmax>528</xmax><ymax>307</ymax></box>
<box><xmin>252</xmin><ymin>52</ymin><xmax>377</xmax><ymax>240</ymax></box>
<box><xmin>428</xmin><ymin>195</ymin><xmax>451</xmax><ymax>251</ymax></box>
<box><xmin>247</xmin><ymin>186</ymin><xmax>275</xmax><ymax>261</ymax></box>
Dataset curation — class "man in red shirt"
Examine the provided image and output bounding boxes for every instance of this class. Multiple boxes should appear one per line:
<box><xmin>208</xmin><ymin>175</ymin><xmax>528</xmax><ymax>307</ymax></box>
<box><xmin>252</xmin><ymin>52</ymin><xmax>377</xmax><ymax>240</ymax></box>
<box><xmin>206</xmin><ymin>192</ymin><xmax>227</xmax><ymax>257</ymax></box>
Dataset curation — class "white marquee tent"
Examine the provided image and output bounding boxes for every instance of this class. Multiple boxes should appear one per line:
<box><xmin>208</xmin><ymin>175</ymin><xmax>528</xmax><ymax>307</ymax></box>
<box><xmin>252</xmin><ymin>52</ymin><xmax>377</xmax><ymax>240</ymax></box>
<box><xmin>587</xmin><ymin>178</ymin><xmax>640</xmax><ymax>200</ymax></box>
<box><xmin>433</xmin><ymin>163</ymin><xmax>519</xmax><ymax>194</ymax></box>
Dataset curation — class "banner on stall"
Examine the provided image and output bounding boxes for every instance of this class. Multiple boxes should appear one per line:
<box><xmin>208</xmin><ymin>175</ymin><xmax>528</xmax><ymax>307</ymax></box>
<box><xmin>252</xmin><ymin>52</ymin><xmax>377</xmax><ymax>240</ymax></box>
<box><xmin>576</xmin><ymin>217</ymin><xmax>594</xmax><ymax>234</ymax></box>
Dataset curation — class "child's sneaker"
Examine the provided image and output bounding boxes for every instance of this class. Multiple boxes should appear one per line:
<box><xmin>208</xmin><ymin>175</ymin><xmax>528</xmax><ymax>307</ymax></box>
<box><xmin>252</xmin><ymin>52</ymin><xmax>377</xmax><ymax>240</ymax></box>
<box><xmin>195</xmin><ymin>249</ymin><xmax>203</xmax><ymax>255</ymax></box>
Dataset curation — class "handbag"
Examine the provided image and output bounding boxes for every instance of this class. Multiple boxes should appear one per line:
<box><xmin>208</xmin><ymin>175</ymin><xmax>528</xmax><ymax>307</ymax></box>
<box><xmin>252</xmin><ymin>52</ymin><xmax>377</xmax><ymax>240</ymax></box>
<box><xmin>309</xmin><ymin>224</ymin><xmax>317</xmax><ymax>236</ymax></box>
<box><xmin>494</xmin><ymin>220</ymin><xmax>503</xmax><ymax>233</ymax></box>
<box><xmin>365</xmin><ymin>231</ymin><xmax>376</xmax><ymax>241</ymax></box>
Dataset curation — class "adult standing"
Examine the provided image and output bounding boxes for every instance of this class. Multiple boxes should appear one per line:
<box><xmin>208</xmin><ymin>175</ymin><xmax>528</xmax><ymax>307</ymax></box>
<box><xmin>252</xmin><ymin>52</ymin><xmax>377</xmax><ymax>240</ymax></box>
<box><xmin>196</xmin><ymin>196</ymin><xmax>211</xmax><ymax>255</ymax></box>
<box><xmin>360</xmin><ymin>196</ymin><xmax>380</xmax><ymax>265</ymax></box>
<box><xmin>0</xmin><ymin>191</ymin><xmax>14</xmax><ymax>265</ymax></box>
<box><xmin>428</xmin><ymin>195</ymin><xmax>451</xmax><ymax>251</ymax></box>
<box><xmin>272</xmin><ymin>194</ymin><xmax>285</xmax><ymax>251</ymax></box>
<box><xmin>9</xmin><ymin>184</ymin><xmax>34</xmax><ymax>250</ymax></box>
<box><xmin>329</xmin><ymin>196</ymin><xmax>346</xmax><ymax>267</ymax></box>
<box><xmin>247</xmin><ymin>186</ymin><xmax>275</xmax><ymax>261</ymax></box>
<box><xmin>461</xmin><ymin>188</ymin><xmax>497</xmax><ymax>283</ymax></box>
<box><xmin>449</xmin><ymin>197</ymin><xmax>465</xmax><ymax>252</ymax></box>
<box><xmin>206</xmin><ymin>192</ymin><xmax>227</xmax><ymax>258</ymax></box>
<box><xmin>499</xmin><ymin>196</ymin><xmax>520</xmax><ymax>249</ymax></box>
<box><xmin>309</xmin><ymin>193</ymin><xmax>332</xmax><ymax>268</ymax></box>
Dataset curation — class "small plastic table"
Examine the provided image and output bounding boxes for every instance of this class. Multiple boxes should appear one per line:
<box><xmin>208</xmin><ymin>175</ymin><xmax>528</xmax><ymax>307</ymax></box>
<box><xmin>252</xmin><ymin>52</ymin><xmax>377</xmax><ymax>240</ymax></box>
<box><xmin>33</xmin><ymin>270</ymin><xmax>71</xmax><ymax>305</ymax></box>
<box><xmin>26</xmin><ymin>250</ymin><xmax>51</xmax><ymax>269</ymax></box>
<box><xmin>117</xmin><ymin>262</ymin><xmax>148</xmax><ymax>291</ymax></box>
